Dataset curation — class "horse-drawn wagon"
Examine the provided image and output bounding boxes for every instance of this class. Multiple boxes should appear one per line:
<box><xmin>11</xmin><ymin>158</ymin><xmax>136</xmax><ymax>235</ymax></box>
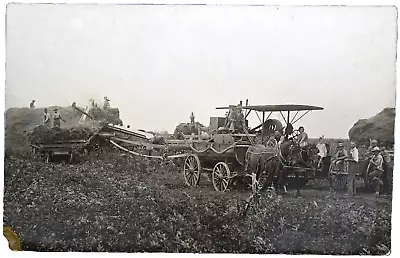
<box><xmin>28</xmin><ymin>125</ymin><xmax>101</xmax><ymax>163</ymax></box>
<box><xmin>31</xmin><ymin>140</ymin><xmax>91</xmax><ymax>163</ymax></box>
<box><xmin>182</xmin><ymin>131</ymin><xmax>278</xmax><ymax>192</ymax></box>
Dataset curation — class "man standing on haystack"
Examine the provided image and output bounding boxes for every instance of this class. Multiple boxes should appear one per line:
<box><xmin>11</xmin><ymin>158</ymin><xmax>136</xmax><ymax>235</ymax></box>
<box><xmin>43</xmin><ymin>108</ymin><xmax>51</xmax><ymax>128</ymax></box>
<box><xmin>30</xmin><ymin>100</ymin><xmax>36</xmax><ymax>109</ymax></box>
<box><xmin>53</xmin><ymin>108</ymin><xmax>66</xmax><ymax>128</ymax></box>
<box><xmin>103</xmin><ymin>96</ymin><xmax>110</xmax><ymax>109</ymax></box>
<box><xmin>190</xmin><ymin>112</ymin><xmax>195</xmax><ymax>124</ymax></box>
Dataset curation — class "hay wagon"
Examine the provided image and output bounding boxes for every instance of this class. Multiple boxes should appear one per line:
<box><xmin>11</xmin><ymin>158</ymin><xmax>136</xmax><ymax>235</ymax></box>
<box><xmin>29</xmin><ymin>125</ymin><xmax>108</xmax><ymax>164</ymax></box>
<box><xmin>31</xmin><ymin>140</ymin><xmax>92</xmax><ymax>163</ymax></box>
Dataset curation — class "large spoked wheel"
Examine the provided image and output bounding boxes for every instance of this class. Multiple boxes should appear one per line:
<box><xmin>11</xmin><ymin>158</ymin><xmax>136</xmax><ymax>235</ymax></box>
<box><xmin>328</xmin><ymin>164</ymin><xmax>347</xmax><ymax>191</ymax></box>
<box><xmin>183</xmin><ymin>154</ymin><xmax>202</xmax><ymax>187</ymax></box>
<box><xmin>288</xmin><ymin>129</ymin><xmax>301</xmax><ymax>142</ymax></box>
<box><xmin>212</xmin><ymin>162</ymin><xmax>231</xmax><ymax>192</ymax></box>
<box><xmin>363</xmin><ymin>163</ymin><xmax>379</xmax><ymax>193</ymax></box>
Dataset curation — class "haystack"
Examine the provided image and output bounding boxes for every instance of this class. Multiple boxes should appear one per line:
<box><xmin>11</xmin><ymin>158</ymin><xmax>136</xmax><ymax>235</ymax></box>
<box><xmin>348</xmin><ymin>108</ymin><xmax>395</xmax><ymax>146</ymax></box>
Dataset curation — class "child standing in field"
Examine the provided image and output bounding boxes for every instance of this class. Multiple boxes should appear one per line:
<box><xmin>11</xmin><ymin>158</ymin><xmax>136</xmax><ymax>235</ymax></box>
<box><xmin>316</xmin><ymin>136</ymin><xmax>327</xmax><ymax>167</ymax></box>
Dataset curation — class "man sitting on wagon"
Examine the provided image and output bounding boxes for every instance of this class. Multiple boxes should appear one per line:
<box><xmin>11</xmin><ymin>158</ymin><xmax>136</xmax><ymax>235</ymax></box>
<box><xmin>235</xmin><ymin>107</ymin><xmax>246</xmax><ymax>133</ymax></box>
<box><xmin>332</xmin><ymin>142</ymin><xmax>348</xmax><ymax>171</ymax></box>
<box><xmin>364</xmin><ymin>139</ymin><xmax>378</xmax><ymax>159</ymax></box>
<box><xmin>224</xmin><ymin>105</ymin><xmax>236</xmax><ymax>130</ymax></box>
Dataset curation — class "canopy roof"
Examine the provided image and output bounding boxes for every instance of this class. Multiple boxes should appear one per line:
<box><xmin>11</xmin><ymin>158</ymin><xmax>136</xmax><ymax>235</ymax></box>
<box><xmin>216</xmin><ymin>104</ymin><xmax>324</xmax><ymax>112</ymax></box>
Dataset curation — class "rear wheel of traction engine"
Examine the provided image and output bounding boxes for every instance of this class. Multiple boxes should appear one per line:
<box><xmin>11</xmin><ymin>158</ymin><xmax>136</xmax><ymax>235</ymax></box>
<box><xmin>328</xmin><ymin>164</ymin><xmax>347</xmax><ymax>191</ymax></box>
<box><xmin>183</xmin><ymin>154</ymin><xmax>202</xmax><ymax>187</ymax></box>
<box><xmin>212</xmin><ymin>162</ymin><xmax>230</xmax><ymax>192</ymax></box>
<box><xmin>363</xmin><ymin>163</ymin><xmax>377</xmax><ymax>193</ymax></box>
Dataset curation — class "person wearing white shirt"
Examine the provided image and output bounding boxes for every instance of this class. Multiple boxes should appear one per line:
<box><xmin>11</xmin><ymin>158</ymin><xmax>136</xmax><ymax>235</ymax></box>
<box><xmin>316</xmin><ymin>136</ymin><xmax>327</xmax><ymax>167</ymax></box>
<box><xmin>347</xmin><ymin>141</ymin><xmax>359</xmax><ymax>196</ymax></box>
<box><xmin>349</xmin><ymin>141</ymin><xmax>359</xmax><ymax>162</ymax></box>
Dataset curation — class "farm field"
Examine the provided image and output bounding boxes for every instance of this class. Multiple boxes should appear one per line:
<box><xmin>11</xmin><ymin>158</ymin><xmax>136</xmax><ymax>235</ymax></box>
<box><xmin>3</xmin><ymin>148</ymin><xmax>391</xmax><ymax>254</ymax></box>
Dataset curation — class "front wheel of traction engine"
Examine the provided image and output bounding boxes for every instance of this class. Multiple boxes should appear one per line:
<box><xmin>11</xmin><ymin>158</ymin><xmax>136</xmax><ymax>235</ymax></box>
<box><xmin>183</xmin><ymin>154</ymin><xmax>202</xmax><ymax>187</ymax></box>
<box><xmin>212</xmin><ymin>162</ymin><xmax>231</xmax><ymax>192</ymax></box>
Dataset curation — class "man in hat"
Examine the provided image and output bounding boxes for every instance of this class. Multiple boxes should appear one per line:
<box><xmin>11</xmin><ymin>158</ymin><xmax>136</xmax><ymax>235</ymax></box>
<box><xmin>236</xmin><ymin>106</ymin><xmax>246</xmax><ymax>133</ymax></box>
<box><xmin>225</xmin><ymin>105</ymin><xmax>236</xmax><ymax>130</ymax></box>
<box><xmin>368</xmin><ymin>146</ymin><xmax>384</xmax><ymax>195</ymax></box>
<box><xmin>30</xmin><ymin>100</ymin><xmax>36</xmax><ymax>109</ymax></box>
<box><xmin>332</xmin><ymin>142</ymin><xmax>348</xmax><ymax>171</ymax></box>
<box><xmin>103</xmin><ymin>96</ymin><xmax>110</xmax><ymax>109</ymax></box>
<box><xmin>43</xmin><ymin>108</ymin><xmax>51</xmax><ymax>127</ymax></box>
<box><xmin>365</xmin><ymin>139</ymin><xmax>378</xmax><ymax>158</ymax></box>
<box><xmin>53</xmin><ymin>108</ymin><xmax>66</xmax><ymax>128</ymax></box>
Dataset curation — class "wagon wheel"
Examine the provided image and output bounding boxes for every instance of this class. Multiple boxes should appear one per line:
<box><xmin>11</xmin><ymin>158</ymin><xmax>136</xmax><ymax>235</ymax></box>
<box><xmin>212</xmin><ymin>162</ymin><xmax>231</xmax><ymax>192</ymax></box>
<box><xmin>330</xmin><ymin>174</ymin><xmax>347</xmax><ymax>191</ymax></box>
<box><xmin>363</xmin><ymin>163</ymin><xmax>379</xmax><ymax>193</ymax></box>
<box><xmin>183</xmin><ymin>154</ymin><xmax>202</xmax><ymax>187</ymax></box>
<box><xmin>328</xmin><ymin>164</ymin><xmax>347</xmax><ymax>191</ymax></box>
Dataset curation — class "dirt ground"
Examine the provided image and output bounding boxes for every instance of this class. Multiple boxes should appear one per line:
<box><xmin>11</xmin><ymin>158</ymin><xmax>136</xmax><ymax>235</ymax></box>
<box><xmin>3</xmin><ymin>150</ymin><xmax>392</xmax><ymax>254</ymax></box>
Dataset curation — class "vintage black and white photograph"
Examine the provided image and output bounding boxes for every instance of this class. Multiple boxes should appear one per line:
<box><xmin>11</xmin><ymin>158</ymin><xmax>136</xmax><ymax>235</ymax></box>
<box><xmin>2</xmin><ymin>2</ymin><xmax>397</xmax><ymax>254</ymax></box>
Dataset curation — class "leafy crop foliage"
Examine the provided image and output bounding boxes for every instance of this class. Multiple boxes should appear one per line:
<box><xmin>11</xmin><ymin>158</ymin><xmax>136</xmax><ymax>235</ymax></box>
<box><xmin>4</xmin><ymin>148</ymin><xmax>391</xmax><ymax>254</ymax></box>
<box><xmin>3</xmin><ymin>107</ymin><xmax>392</xmax><ymax>254</ymax></box>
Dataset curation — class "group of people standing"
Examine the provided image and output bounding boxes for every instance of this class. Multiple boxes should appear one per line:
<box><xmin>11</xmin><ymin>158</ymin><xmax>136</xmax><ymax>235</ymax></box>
<box><xmin>325</xmin><ymin>138</ymin><xmax>392</xmax><ymax>196</ymax></box>
<box><xmin>43</xmin><ymin>108</ymin><xmax>66</xmax><ymax>129</ymax></box>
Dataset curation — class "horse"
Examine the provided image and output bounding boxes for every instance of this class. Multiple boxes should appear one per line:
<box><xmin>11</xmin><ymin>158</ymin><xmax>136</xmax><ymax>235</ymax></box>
<box><xmin>245</xmin><ymin>144</ymin><xmax>281</xmax><ymax>192</ymax></box>
<box><xmin>266</xmin><ymin>140</ymin><xmax>319</xmax><ymax>195</ymax></box>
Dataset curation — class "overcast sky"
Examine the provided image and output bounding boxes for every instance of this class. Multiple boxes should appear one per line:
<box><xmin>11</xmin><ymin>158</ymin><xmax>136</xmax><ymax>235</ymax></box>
<box><xmin>5</xmin><ymin>4</ymin><xmax>397</xmax><ymax>138</ymax></box>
